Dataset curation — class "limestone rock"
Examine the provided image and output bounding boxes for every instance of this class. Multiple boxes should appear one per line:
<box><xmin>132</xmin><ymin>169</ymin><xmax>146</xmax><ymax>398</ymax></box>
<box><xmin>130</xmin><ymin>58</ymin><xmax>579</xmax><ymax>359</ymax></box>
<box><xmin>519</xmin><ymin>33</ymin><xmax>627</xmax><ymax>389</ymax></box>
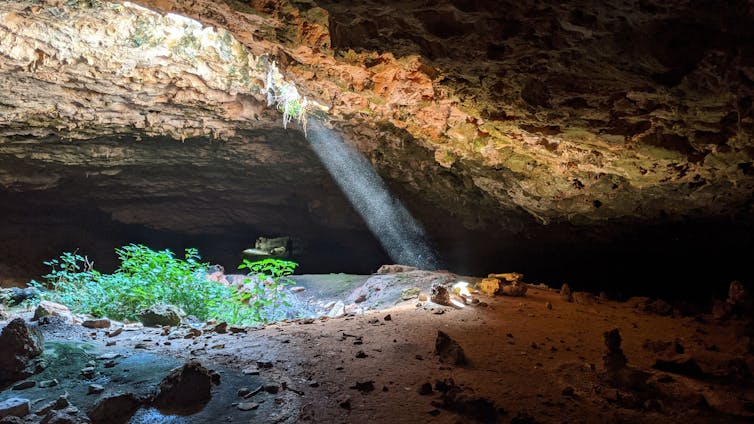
<box><xmin>137</xmin><ymin>305</ymin><xmax>182</xmax><ymax>327</ymax></box>
<box><xmin>153</xmin><ymin>361</ymin><xmax>214</xmax><ymax>415</ymax></box>
<box><xmin>435</xmin><ymin>330</ymin><xmax>466</xmax><ymax>366</ymax></box>
<box><xmin>400</xmin><ymin>287</ymin><xmax>421</xmax><ymax>301</ymax></box>
<box><xmin>377</xmin><ymin>264</ymin><xmax>418</xmax><ymax>274</ymax></box>
<box><xmin>430</xmin><ymin>284</ymin><xmax>451</xmax><ymax>306</ymax></box>
<box><xmin>0</xmin><ymin>318</ymin><xmax>44</xmax><ymax>385</ymax></box>
<box><xmin>0</xmin><ymin>398</ymin><xmax>29</xmax><ymax>419</ymax></box>
<box><xmin>488</xmin><ymin>273</ymin><xmax>522</xmax><ymax>282</ymax></box>
<box><xmin>327</xmin><ymin>301</ymin><xmax>345</xmax><ymax>318</ymax></box>
<box><xmin>498</xmin><ymin>282</ymin><xmax>527</xmax><ymax>297</ymax></box>
<box><xmin>33</xmin><ymin>301</ymin><xmax>73</xmax><ymax>323</ymax></box>
<box><xmin>82</xmin><ymin>318</ymin><xmax>111</xmax><ymax>329</ymax></box>
<box><xmin>560</xmin><ymin>284</ymin><xmax>573</xmax><ymax>302</ymax></box>
<box><xmin>87</xmin><ymin>393</ymin><xmax>140</xmax><ymax>424</ymax></box>
<box><xmin>476</xmin><ymin>278</ymin><xmax>499</xmax><ymax>297</ymax></box>
<box><xmin>572</xmin><ymin>291</ymin><xmax>596</xmax><ymax>305</ymax></box>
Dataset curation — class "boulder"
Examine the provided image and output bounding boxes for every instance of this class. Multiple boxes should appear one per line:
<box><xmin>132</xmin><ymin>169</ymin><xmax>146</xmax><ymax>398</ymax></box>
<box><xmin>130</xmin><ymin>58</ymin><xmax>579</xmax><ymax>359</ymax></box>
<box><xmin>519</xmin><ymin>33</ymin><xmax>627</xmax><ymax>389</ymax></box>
<box><xmin>430</xmin><ymin>284</ymin><xmax>451</xmax><ymax>306</ymax></box>
<box><xmin>377</xmin><ymin>264</ymin><xmax>418</xmax><ymax>274</ymax></box>
<box><xmin>0</xmin><ymin>319</ymin><xmax>44</xmax><ymax>385</ymax></box>
<box><xmin>137</xmin><ymin>305</ymin><xmax>182</xmax><ymax>327</ymax></box>
<box><xmin>87</xmin><ymin>393</ymin><xmax>139</xmax><ymax>424</ymax></box>
<box><xmin>33</xmin><ymin>301</ymin><xmax>73</xmax><ymax>323</ymax></box>
<box><xmin>0</xmin><ymin>288</ymin><xmax>39</xmax><ymax>307</ymax></box>
<box><xmin>0</xmin><ymin>398</ymin><xmax>29</xmax><ymax>419</ymax></box>
<box><xmin>476</xmin><ymin>278</ymin><xmax>499</xmax><ymax>297</ymax></box>
<box><xmin>153</xmin><ymin>361</ymin><xmax>215</xmax><ymax>414</ymax></box>
<box><xmin>712</xmin><ymin>299</ymin><xmax>733</xmax><ymax>320</ymax></box>
<box><xmin>560</xmin><ymin>284</ymin><xmax>573</xmax><ymax>302</ymax></box>
<box><xmin>498</xmin><ymin>282</ymin><xmax>527</xmax><ymax>297</ymax></box>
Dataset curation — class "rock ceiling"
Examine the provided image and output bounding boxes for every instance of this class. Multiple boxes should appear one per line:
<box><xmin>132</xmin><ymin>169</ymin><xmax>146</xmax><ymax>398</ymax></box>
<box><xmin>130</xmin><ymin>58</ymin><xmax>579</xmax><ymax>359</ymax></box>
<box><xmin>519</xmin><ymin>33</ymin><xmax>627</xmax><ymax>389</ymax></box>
<box><xmin>1</xmin><ymin>0</ymin><xmax>753</xmax><ymax>236</ymax></box>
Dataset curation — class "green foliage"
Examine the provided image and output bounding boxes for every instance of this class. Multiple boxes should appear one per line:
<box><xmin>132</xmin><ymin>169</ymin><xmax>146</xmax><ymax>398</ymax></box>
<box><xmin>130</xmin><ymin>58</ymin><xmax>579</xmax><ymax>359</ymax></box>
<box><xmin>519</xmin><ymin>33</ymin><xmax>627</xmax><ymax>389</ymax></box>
<box><xmin>237</xmin><ymin>258</ymin><xmax>297</xmax><ymax>323</ymax></box>
<box><xmin>31</xmin><ymin>245</ymin><xmax>297</xmax><ymax>326</ymax></box>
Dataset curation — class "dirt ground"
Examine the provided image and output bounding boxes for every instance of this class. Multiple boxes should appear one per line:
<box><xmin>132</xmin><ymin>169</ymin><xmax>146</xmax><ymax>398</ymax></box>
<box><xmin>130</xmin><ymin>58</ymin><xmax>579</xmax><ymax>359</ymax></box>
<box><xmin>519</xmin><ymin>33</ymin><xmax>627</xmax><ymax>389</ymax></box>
<box><xmin>2</xmin><ymin>272</ymin><xmax>753</xmax><ymax>423</ymax></box>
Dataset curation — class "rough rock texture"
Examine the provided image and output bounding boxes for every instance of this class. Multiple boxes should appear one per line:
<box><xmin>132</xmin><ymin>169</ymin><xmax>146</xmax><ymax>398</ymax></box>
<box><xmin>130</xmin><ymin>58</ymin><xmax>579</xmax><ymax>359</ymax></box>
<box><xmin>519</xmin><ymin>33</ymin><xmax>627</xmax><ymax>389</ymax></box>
<box><xmin>137</xmin><ymin>305</ymin><xmax>182</xmax><ymax>327</ymax></box>
<box><xmin>0</xmin><ymin>0</ymin><xmax>753</xmax><ymax>286</ymax></box>
<box><xmin>87</xmin><ymin>393</ymin><xmax>140</xmax><ymax>424</ymax></box>
<box><xmin>2</xmin><ymin>0</ymin><xmax>752</xmax><ymax>226</ymax></box>
<box><xmin>153</xmin><ymin>361</ymin><xmax>215</xmax><ymax>414</ymax></box>
<box><xmin>0</xmin><ymin>318</ymin><xmax>43</xmax><ymax>385</ymax></box>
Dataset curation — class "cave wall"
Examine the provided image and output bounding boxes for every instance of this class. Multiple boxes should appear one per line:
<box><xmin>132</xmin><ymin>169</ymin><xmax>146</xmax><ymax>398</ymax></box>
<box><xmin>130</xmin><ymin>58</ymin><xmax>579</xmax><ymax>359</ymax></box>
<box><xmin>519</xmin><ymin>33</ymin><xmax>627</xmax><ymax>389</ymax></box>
<box><xmin>0</xmin><ymin>0</ymin><xmax>753</xmax><ymax>298</ymax></box>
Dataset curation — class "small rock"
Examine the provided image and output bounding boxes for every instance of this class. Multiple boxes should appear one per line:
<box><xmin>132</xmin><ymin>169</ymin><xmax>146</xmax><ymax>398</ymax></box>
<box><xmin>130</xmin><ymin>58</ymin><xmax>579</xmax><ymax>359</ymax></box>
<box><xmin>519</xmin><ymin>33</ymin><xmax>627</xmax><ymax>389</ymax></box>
<box><xmin>107</xmin><ymin>327</ymin><xmax>123</xmax><ymax>337</ymax></box>
<box><xmin>354</xmin><ymin>294</ymin><xmax>367</xmax><ymax>303</ymax></box>
<box><xmin>87</xmin><ymin>384</ymin><xmax>105</xmax><ymax>395</ymax></box>
<box><xmin>560</xmin><ymin>284</ymin><xmax>573</xmax><ymax>302</ymax></box>
<box><xmin>212</xmin><ymin>322</ymin><xmax>228</xmax><ymax>334</ymax></box>
<box><xmin>349</xmin><ymin>381</ymin><xmax>375</xmax><ymax>393</ymax></box>
<box><xmin>242</xmin><ymin>368</ymin><xmax>259</xmax><ymax>376</ymax></box>
<box><xmin>98</xmin><ymin>353</ymin><xmax>120</xmax><ymax>360</ymax></box>
<box><xmin>573</xmin><ymin>291</ymin><xmax>596</xmax><ymax>305</ymax></box>
<box><xmin>33</xmin><ymin>301</ymin><xmax>72</xmax><ymax>323</ymax></box>
<box><xmin>153</xmin><ymin>361</ymin><xmax>215</xmax><ymax>415</ymax></box>
<box><xmin>138</xmin><ymin>305</ymin><xmax>182</xmax><ymax>327</ymax></box>
<box><xmin>435</xmin><ymin>330</ymin><xmax>467</xmax><ymax>365</ymax></box>
<box><xmin>184</xmin><ymin>328</ymin><xmax>202</xmax><ymax>339</ymax></box>
<box><xmin>599</xmin><ymin>292</ymin><xmax>610</xmax><ymax>302</ymax></box>
<box><xmin>603</xmin><ymin>329</ymin><xmax>628</xmax><ymax>373</ymax></box>
<box><xmin>430</xmin><ymin>284</ymin><xmax>451</xmax><ymax>306</ymax></box>
<box><xmin>545</xmin><ymin>302</ymin><xmax>553</xmax><ymax>310</ymax></box>
<box><xmin>562</xmin><ymin>386</ymin><xmax>575</xmax><ymax>397</ymax></box>
<box><xmin>80</xmin><ymin>367</ymin><xmax>95</xmax><ymax>378</ymax></box>
<box><xmin>290</xmin><ymin>286</ymin><xmax>306</xmax><ymax>293</ymax></box>
<box><xmin>256</xmin><ymin>360</ymin><xmax>273</xmax><ymax>369</ymax></box>
<box><xmin>477</xmin><ymin>278</ymin><xmax>500</xmax><ymax>296</ymax></box>
<box><xmin>237</xmin><ymin>387</ymin><xmax>251</xmax><ymax>397</ymax></box>
<box><xmin>400</xmin><ymin>287</ymin><xmax>421</xmax><ymax>301</ymax></box>
<box><xmin>308</xmin><ymin>380</ymin><xmax>320</xmax><ymax>388</ymax></box>
<box><xmin>728</xmin><ymin>280</ymin><xmax>750</xmax><ymax>307</ymax></box>
<box><xmin>237</xmin><ymin>402</ymin><xmax>259</xmax><ymax>411</ymax></box>
<box><xmin>418</xmin><ymin>382</ymin><xmax>433</xmax><ymax>395</ymax></box>
<box><xmin>82</xmin><ymin>318</ymin><xmax>111</xmax><ymax>329</ymax></box>
<box><xmin>327</xmin><ymin>301</ymin><xmax>345</xmax><ymax>318</ymax></box>
<box><xmin>11</xmin><ymin>381</ymin><xmax>34</xmax><ymax>391</ymax></box>
<box><xmin>652</xmin><ymin>357</ymin><xmax>705</xmax><ymax>379</ymax></box>
<box><xmin>0</xmin><ymin>397</ymin><xmax>30</xmax><ymax>419</ymax></box>
<box><xmin>263</xmin><ymin>384</ymin><xmax>279</xmax><ymax>394</ymax></box>
<box><xmin>499</xmin><ymin>282</ymin><xmax>527</xmax><ymax>297</ymax></box>
<box><xmin>104</xmin><ymin>360</ymin><xmax>116</xmax><ymax>369</ymax></box>
<box><xmin>419</xmin><ymin>294</ymin><xmax>428</xmax><ymax>302</ymax></box>
<box><xmin>488</xmin><ymin>272</ymin><xmax>523</xmax><ymax>282</ymax></box>
<box><xmin>377</xmin><ymin>264</ymin><xmax>417</xmax><ymax>274</ymax></box>
<box><xmin>355</xmin><ymin>350</ymin><xmax>368</xmax><ymax>358</ymax></box>
<box><xmin>383</xmin><ymin>314</ymin><xmax>392</xmax><ymax>321</ymax></box>
<box><xmin>38</xmin><ymin>379</ymin><xmax>58</xmax><ymax>388</ymax></box>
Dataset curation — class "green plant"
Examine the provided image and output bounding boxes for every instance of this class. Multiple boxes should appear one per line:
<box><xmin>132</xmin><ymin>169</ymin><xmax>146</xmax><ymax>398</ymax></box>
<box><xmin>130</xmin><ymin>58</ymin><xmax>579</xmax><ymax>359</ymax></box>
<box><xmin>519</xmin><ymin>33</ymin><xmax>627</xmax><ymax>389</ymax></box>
<box><xmin>31</xmin><ymin>245</ymin><xmax>270</xmax><ymax>325</ymax></box>
<box><xmin>237</xmin><ymin>258</ymin><xmax>298</xmax><ymax>323</ymax></box>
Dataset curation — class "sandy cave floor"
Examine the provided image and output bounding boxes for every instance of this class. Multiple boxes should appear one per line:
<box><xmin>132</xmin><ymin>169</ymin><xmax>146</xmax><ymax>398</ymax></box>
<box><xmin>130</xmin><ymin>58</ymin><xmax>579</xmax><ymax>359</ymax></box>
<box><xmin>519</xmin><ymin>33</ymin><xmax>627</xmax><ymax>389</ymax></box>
<box><xmin>2</xmin><ymin>273</ymin><xmax>754</xmax><ymax>424</ymax></box>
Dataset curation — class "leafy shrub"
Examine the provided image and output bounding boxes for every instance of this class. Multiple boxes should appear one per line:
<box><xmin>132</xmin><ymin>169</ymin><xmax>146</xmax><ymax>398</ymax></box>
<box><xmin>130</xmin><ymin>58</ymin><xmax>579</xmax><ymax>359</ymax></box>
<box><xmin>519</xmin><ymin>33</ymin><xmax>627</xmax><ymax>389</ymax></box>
<box><xmin>31</xmin><ymin>245</ymin><xmax>298</xmax><ymax>325</ymax></box>
<box><xmin>237</xmin><ymin>258</ymin><xmax>297</xmax><ymax>323</ymax></box>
